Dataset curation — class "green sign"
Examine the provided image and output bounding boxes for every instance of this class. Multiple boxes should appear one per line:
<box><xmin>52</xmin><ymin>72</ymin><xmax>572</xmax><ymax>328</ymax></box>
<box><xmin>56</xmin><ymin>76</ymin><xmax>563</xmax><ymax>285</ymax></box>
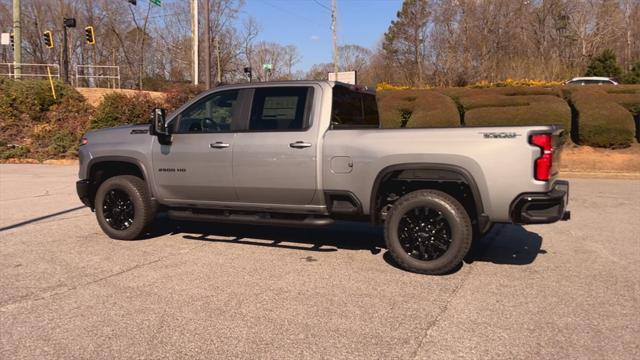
<box><xmin>262</xmin><ymin>63</ymin><xmax>272</xmax><ymax>71</ymax></box>
<box><xmin>150</xmin><ymin>0</ymin><xmax>161</xmax><ymax>6</ymax></box>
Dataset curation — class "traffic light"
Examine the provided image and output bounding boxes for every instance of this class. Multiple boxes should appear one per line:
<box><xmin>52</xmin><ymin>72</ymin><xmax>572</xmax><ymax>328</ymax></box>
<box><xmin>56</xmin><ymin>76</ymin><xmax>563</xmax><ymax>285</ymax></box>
<box><xmin>43</xmin><ymin>31</ymin><xmax>54</xmax><ymax>48</ymax></box>
<box><xmin>63</xmin><ymin>18</ymin><xmax>76</xmax><ymax>28</ymax></box>
<box><xmin>84</xmin><ymin>26</ymin><xmax>95</xmax><ymax>45</ymax></box>
<box><xmin>9</xmin><ymin>32</ymin><xmax>14</xmax><ymax>50</ymax></box>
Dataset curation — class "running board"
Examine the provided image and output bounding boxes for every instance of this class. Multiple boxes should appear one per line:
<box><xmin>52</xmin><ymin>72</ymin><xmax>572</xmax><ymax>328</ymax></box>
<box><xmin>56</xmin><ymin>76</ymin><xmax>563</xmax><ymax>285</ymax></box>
<box><xmin>168</xmin><ymin>209</ymin><xmax>335</xmax><ymax>227</ymax></box>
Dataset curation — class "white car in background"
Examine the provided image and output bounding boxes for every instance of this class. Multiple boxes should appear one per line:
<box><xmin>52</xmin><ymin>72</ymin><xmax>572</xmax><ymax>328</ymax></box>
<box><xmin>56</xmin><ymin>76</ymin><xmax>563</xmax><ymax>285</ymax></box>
<box><xmin>565</xmin><ymin>76</ymin><xmax>619</xmax><ymax>85</ymax></box>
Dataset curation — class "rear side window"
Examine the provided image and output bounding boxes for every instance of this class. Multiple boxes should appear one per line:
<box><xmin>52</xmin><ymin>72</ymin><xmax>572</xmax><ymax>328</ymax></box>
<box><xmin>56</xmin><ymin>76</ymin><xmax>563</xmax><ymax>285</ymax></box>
<box><xmin>249</xmin><ymin>87</ymin><xmax>312</xmax><ymax>131</ymax></box>
<box><xmin>331</xmin><ymin>85</ymin><xmax>379</xmax><ymax>129</ymax></box>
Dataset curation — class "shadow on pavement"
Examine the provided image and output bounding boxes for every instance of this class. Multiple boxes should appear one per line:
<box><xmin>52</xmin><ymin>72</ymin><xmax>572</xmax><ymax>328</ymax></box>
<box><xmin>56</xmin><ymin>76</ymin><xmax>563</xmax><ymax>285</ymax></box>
<box><xmin>0</xmin><ymin>205</ymin><xmax>86</xmax><ymax>232</ymax></box>
<box><xmin>465</xmin><ymin>224</ymin><xmax>545</xmax><ymax>266</ymax></box>
<box><xmin>142</xmin><ymin>215</ymin><xmax>544</xmax><ymax>272</ymax></box>
<box><xmin>143</xmin><ymin>214</ymin><xmax>385</xmax><ymax>254</ymax></box>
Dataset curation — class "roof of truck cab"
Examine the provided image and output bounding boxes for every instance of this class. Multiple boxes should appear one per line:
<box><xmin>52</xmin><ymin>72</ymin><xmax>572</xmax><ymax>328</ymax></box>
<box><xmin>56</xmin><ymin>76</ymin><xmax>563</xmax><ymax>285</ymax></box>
<box><xmin>211</xmin><ymin>80</ymin><xmax>376</xmax><ymax>94</ymax></box>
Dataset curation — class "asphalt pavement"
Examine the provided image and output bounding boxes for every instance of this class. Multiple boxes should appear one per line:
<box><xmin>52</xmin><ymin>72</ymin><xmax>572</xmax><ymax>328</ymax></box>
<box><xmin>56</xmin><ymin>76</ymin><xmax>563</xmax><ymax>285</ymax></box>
<box><xmin>0</xmin><ymin>164</ymin><xmax>639</xmax><ymax>359</ymax></box>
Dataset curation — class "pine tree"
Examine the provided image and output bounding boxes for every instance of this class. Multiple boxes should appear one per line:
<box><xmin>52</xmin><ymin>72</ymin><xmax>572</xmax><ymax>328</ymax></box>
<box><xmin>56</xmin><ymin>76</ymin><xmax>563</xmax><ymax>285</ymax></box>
<box><xmin>584</xmin><ymin>49</ymin><xmax>623</xmax><ymax>79</ymax></box>
<box><xmin>382</xmin><ymin>0</ymin><xmax>430</xmax><ymax>87</ymax></box>
<box><xmin>622</xmin><ymin>62</ymin><xmax>640</xmax><ymax>84</ymax></box>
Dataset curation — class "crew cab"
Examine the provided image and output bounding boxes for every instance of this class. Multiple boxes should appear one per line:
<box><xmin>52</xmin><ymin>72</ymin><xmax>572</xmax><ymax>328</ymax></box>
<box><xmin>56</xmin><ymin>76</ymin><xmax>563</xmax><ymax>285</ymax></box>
<box><xmin>76</xmin><ymin>81</ymin><xmax>570</xmax><ymax>274</ymax></box>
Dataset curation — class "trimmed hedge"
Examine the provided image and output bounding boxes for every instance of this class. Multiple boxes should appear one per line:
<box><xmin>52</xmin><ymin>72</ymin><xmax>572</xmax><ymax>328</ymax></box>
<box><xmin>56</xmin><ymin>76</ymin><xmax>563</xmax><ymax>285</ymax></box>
<box><xmin>377</xmin><ymin>90</ymin><xmax>460</xmax><ymax>128</ymax></box>
<box><xmin>465</xmin><ymin>95</ymin><xmax>570</xmax><ymax>129</ymax></box>
<box><xmin>436</xmin><ymin>87</ymin><xmax>571</xmax><ymax>130</ymax></box>
<box><xmin>567</xmin><ymin>87</ymin><xmax>636</xmax><ymax>148</ymax></box>
<box><xmin>459</xmin><ymin>95</ymin><xmax>529</xmax><ymax>110</ymax></box>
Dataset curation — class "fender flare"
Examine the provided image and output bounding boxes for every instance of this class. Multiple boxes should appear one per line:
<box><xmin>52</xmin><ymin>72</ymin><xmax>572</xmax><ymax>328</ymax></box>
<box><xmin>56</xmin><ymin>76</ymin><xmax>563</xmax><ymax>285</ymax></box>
<box><xmin>87</xmin><ymin>155</ymin><xmax>154</xmax><ymax>197</ymax></box>
<box><xmin>369</xmin><ymin>163</ymin><xmax>487</xmax><ymax>226</ymax></box>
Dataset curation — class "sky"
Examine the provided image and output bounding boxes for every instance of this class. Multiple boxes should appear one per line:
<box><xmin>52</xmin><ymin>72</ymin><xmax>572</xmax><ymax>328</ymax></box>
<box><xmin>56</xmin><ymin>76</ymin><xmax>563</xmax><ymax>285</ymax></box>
<box><xmin>239</xmin><ymin>0</ymin><xmax>403</xmax><ymax>71</ymax></box>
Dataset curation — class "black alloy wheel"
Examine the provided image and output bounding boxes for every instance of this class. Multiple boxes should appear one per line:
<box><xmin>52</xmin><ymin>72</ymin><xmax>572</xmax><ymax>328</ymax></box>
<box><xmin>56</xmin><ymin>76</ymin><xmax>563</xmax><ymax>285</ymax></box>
<box><xmin>398</xmin><ymin>206</ymin><xmax>452</xmax><ymax>261</ymax></box>
<box><xmin>384</xmin><ymin>190</ymin><xmax>472</xmax><ymax>275</ymax></box>
<box><xmin>102</xmin><ymin>189</ymin><xmax>135</xmax><ymax>231</ymax></box>
<box><xmin>94</xmin><ymin>175</ymin><xmax>155</xmax><ymax>240</ymax></box>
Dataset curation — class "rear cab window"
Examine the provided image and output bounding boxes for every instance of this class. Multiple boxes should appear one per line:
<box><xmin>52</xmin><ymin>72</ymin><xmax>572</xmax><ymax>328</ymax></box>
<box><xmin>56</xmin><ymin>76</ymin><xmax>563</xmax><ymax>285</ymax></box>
<box><xmin>330</xmin><ymin>85</ymin><xmax>380</xmax><ymax>129</ymax></box>
<box><xmin>248</xmin><ymin>87</ymin><xmax>313</xmax><ymax>131</ymax></box>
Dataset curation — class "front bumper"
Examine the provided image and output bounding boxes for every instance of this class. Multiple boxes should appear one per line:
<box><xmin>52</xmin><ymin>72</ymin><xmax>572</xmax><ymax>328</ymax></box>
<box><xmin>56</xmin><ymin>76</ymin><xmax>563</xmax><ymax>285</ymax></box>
<box><xmin>510</xmin><ymin>180</ymin><xmax>570</xmax><ymax>224</ymax></box>
<box><xmin>76</xmin><ymin>180</ymin><xmax>93</xmax><ymax>208</ymax></box>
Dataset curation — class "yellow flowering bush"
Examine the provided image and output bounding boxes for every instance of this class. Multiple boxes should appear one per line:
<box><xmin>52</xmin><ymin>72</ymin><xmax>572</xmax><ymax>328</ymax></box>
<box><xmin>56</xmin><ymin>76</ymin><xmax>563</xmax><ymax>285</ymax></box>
<box><xmin>469</xmin><ymin>79</ymin><xmax>564</xmax><ymax>88</ymax></box>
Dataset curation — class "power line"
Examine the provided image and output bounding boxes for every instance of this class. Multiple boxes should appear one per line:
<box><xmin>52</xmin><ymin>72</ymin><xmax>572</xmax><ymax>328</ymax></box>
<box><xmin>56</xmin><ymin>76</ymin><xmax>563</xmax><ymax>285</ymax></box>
<box><xmin>311</xmin><ymin>0</ymin><xmax>331</xmax><ymax>12</ymax></box>
<box><xmin>262</xmin><ymin>1</ymin><xmax>326</xmax><ymax>28</ymax></box>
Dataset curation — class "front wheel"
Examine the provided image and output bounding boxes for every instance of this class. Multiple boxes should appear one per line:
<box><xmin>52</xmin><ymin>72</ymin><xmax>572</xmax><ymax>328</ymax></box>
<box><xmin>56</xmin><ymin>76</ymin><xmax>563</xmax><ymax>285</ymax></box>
<box><xmin>95</xmin><ymin>175</ymin><xmax>155</xmax><ymax>240</ymax></box>
<box><xmin>384</xmin><ymin>190</ymin><xmax>472</xmax><ymax>275</ymax></box>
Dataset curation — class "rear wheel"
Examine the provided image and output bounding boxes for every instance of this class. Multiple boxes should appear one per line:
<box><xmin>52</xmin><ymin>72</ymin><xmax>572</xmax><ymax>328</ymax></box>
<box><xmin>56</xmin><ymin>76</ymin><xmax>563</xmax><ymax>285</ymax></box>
<box><xmin>384</xmin><ymin>190</ymin><xmax>472</xmax><ymax>275</ymax></box>
<box><xmin>95</xmin><ymin>175</ymin><xmax>155</xmax><ymax>240</ymax></box>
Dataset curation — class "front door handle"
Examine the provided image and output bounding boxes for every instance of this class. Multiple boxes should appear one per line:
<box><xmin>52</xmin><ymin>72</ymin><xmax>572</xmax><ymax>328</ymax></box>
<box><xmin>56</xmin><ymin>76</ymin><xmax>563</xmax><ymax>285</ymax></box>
<box><xmin>210</xmin><ymin>142</ymin><xmax>230</xmax><ymax>149</ymax></box>
<box><xmin>289</xmin><ymin>141</ymin><xmax>312</xmax><ymax>149</ymax></box>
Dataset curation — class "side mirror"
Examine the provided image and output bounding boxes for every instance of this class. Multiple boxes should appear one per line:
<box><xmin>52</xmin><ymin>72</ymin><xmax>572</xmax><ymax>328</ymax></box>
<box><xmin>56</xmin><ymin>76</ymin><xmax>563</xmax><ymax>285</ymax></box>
<box><xmin>152</xmin><ymin>108</ymin><xmax>168</xmax><ymax>135</ymax></box>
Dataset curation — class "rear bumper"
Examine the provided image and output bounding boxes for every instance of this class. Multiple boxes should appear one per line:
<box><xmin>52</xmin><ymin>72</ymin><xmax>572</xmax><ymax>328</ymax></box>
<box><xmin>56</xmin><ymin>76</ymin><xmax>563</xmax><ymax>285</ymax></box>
<box><xmin>76</xmin><ymin>180</ymin><xmax>93</xmax><ymax>208</ymax></box>
<box><xmin>510</xmin><ymin>180</ymin><xmax>570</xmax><ymax>224</ymax></box>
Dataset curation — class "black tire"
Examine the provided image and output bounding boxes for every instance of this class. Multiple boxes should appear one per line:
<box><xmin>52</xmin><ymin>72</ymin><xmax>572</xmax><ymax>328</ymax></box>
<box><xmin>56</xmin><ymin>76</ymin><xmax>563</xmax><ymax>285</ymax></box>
<box><xmin>94</xmin><ymin>175</ymin><xmax>155</xmax><ymax>240</ymax></box>
<box><xmin>384</xmin><ymin>190</ymin><xmax>472</xmax><ymax>275</ymax></box>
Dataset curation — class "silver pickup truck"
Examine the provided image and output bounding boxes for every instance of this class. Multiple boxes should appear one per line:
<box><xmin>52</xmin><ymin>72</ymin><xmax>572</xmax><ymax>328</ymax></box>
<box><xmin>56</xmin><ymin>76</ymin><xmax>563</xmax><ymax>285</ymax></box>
<box><xmin>76</xmin><ymin>81</ymin><xmax>570</xmax><ymax>274</ymax></box>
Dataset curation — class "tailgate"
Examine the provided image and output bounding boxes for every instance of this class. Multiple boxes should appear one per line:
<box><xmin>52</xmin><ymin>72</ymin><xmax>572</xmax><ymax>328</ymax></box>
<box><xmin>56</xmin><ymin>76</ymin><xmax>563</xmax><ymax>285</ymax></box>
<box><xmin>551</xmin><ymin>127</ymin><xmax>565</xmax><ymax>179</ymax></box>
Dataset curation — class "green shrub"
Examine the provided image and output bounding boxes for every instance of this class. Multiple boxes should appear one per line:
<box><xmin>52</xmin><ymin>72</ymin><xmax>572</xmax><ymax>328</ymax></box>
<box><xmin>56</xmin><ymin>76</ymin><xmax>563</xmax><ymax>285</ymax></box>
<box><xmin>47</xmin><ymin>129</ymin><xmax>76</xmax><ymax>155</ymax></box>
<box><xmin>164</xmin><ymin>83</ymin><xmax>204</xmax><ymax>113</ymax></box>
<box><xmin>569</xmin><ymin>87</ymin><xmax>635</xmax><ymax>148</ymax></box>
<box><xmin>377</xmin><ymin>90</ymin><xmax>460</xmax><ymax>128</ymax></box>
<box><xmin>585</xmin><ymin>49</ymin><xmax>623</xmax><ymax>78</ymax></box>
<box><xmin>0</xmin><ymin>80</ymin><xmax>80</xmax><ymax>122</ymax></box>
<box><xmin>621</xmin><ymin>62</ymin><xmax>640</xmax><ymax>84</ymax></box>
<box><xmin>91</xmin><ymin>92</ymin><xmax>161</xmax><ymax>129</ymax></box>
<box><xmin>34</xmin><ymin>96</ymin><xmax>94</xmax><ymax>158</ymax></box>
<box><xmin>0</xmin><ymin>80</ymin><xmax>89</xmax><ymax>160</ymax></box>
<box><xmin>0</xmin><ymin>145</ymin><xmax>30</xmax><ymax>159</ymax></box>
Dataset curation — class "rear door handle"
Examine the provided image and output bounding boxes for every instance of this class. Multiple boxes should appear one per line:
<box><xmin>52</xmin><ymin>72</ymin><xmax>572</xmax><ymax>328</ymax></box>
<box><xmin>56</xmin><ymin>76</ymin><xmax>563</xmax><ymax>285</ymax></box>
<box><xmin>289</xmin><ymin>141</ymin><xmax>312</xmax><ymax>149</ymax></box>
<box><xmin>210</xmin><ymin>142</ymin><xmax>230</xmax><ymax>149</ymax></box>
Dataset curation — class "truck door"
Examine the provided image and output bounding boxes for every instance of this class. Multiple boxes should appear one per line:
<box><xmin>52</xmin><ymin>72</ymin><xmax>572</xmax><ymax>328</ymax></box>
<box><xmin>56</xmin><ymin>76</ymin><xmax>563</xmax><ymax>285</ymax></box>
<box><xmin>233</xmin><ymin>86</ymin><xmax>318</xmax><ymax>205</ymax></box>
<box><xmin>152</xmin><ymin>89</ymin><xmax>249</xmax><ymax>204</ymax></box>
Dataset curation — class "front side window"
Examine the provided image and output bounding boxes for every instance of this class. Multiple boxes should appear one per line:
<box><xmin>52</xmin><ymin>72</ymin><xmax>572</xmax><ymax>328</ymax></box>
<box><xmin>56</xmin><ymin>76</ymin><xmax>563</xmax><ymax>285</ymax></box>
<box><xmin>176</xmin><ymin>90</ymin><xmax>239</xmax><ymax>133</ymax></box>
<box><xmin>249</xmin><ymin>87</ymin><xmax>311</xmax><ymax>131</ymax></box>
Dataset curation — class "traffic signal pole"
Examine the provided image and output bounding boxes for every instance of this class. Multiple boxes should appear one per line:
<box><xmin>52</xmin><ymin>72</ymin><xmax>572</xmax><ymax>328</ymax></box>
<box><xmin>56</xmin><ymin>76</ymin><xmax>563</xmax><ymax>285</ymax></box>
<box><xmin>12</xmin><ymin>0</ymin><xmax>21</xmax><ymax>78</ymax></box>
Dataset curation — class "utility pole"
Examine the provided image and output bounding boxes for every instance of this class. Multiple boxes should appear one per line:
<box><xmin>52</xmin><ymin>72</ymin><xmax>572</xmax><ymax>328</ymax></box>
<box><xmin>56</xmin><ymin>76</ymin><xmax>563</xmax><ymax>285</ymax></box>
<box><xmin>12</xmin><ymin>0</ymin><xmax>21</xmax><ymax>79</ymax></box>
<box><xmin>331</xmin><ymin>0</ymin><xmax>338</xmax><ymax>74</ymax></box>
<box><xmin>191</xmin><ymin>0</ymin><xmax>198</xmax><ymax>85</ymax></box>
<box><xmin>203</xmin><ymin>0</ymin><xmax>211</xmax><ymax>89</ymax></box>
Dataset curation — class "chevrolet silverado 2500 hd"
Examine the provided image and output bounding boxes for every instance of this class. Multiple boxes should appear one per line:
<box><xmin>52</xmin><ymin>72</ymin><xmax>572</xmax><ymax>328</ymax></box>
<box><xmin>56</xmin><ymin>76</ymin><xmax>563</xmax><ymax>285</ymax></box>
<box><xmin>76</xmin><ymin>81</ymin><xmax>570</xmax><ymax>274</ymax></box>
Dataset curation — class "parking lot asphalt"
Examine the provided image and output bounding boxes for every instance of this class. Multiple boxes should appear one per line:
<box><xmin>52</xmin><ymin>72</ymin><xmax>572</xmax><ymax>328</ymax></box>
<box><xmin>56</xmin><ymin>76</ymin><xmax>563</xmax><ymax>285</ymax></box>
<box><xmin>0</xmin><ymin>164</ymin><xmax>639</xmax><ymax>359</ymax></box>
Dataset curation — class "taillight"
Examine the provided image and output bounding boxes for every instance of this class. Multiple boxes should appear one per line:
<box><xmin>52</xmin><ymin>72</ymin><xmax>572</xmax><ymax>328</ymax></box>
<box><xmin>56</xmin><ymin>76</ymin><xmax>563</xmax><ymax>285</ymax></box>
<box><xmin>80</xmin><ymin>137</ymin><xmax>89</xmax><ymax>146</ymax></box>
<box><xmin>530</xmin><ymin>133</ymin><xmax>553</xmax><ymax>181</ymax></box>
